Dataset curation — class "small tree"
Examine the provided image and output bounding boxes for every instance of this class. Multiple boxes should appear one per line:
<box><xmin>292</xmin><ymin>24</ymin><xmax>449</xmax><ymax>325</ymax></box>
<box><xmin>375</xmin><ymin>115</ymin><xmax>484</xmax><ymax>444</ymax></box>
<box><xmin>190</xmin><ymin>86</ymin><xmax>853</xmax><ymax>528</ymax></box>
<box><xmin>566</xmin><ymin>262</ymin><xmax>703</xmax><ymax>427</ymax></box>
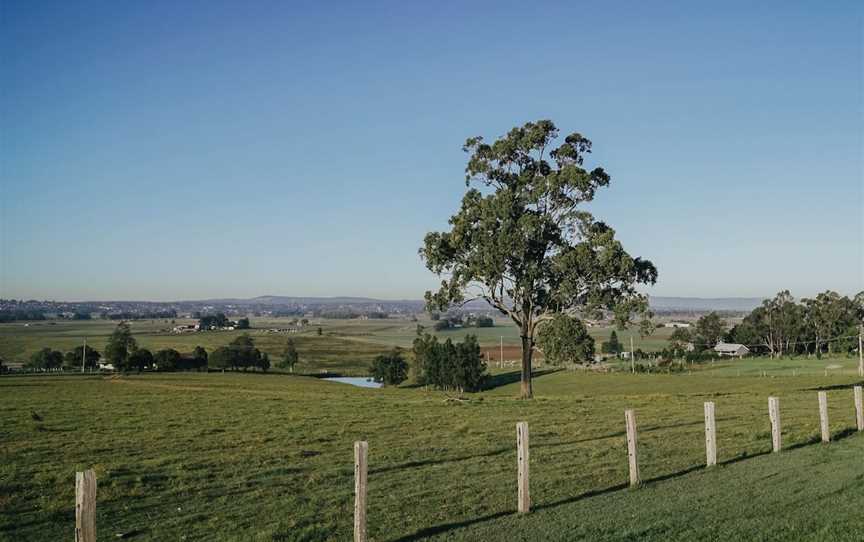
<box><xmin>693</xmin><ymin>312</ymin><xmax>728</xmax><ymax>349</ymax></box>
<box><xmin>128</xmin><ymin>348</ymin><xmax>153</xmax><ymax>372</ymax></box>
<box><xmin>192</xmin><ymin>346</ymin><xmax>208</xmax><ymax>371</ymax></box>
<box><xmin>105</xmin><ymin>322</ymin><xmax>137</xmax><ymax>371</ymax></box>
<box><xmin>279</xmin><ymin>339</ymin><xmax>299</xmax><ymax>372</ymax></box>
<box><xmin>259</xmin><ymin>352</ymin><xmax>271</xmax><ymax>372</ymax></box>
<box><xmin>210</xmin><ymin>347</ymin><xmax>233</xmax><ymax>372</ymax></box>
<box><xmin>601</xmin><ymin>330</ymin><xmax>622</xmax><ymax>354</ymax></box>
<box><xmin>370</xmin><ymin>349</ymin><xmax>409</xmax><ymax>386</ymax></box>
<box><xmin>63</xmin><ymin>345</ymin><xmax>101</xmax><ymax>371</ymax></box>
<box><xmin>153</xmin><ymin>349</ymin><xmax>181</xmax><ymax>371</ymax></box>
<box><xmin>228</xmin><ymin>335</ymin><xmax>257</xmax><ymax>371</ymax></box>
<box><xmin>28</xmin><ymin>348</ymin><xmax>63</xmax><ymax>371</ymax></box>
<box><xmin>537</xmin><ymin>314</ymin><xmax>595</xmax><ymax>364</ymax></box>
<box><xmin>236</xmin><ymin>318</ymin><xmax>251</xmax><ymax>330</ymax></box>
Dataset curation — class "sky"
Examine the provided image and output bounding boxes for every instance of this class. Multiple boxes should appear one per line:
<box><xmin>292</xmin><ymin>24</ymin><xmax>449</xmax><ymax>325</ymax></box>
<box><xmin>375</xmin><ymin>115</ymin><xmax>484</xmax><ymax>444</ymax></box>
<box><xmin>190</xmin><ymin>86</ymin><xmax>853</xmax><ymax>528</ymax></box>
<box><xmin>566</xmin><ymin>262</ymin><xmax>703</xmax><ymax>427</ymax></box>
<box><xmin>1</xmin><ymin>1</ymin><xmax>862</xmax><ymax>301</ymax></box>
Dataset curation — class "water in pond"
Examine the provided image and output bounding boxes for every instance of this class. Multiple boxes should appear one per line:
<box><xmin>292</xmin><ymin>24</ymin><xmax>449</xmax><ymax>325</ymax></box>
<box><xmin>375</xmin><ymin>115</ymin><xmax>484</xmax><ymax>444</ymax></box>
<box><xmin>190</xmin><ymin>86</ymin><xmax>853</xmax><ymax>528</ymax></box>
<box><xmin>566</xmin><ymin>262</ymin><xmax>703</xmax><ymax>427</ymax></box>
<box><xmin>322</xmin><ymin>377</ymin><xmax>382</xmax><ymax>389</ymax></box>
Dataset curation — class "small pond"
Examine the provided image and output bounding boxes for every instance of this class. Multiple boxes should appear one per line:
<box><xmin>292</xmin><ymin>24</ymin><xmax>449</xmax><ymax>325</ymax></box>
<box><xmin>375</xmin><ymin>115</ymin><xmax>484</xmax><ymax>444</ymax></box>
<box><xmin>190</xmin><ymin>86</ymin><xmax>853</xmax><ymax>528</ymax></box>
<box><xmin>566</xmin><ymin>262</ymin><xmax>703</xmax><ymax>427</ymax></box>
<box><xmin>322</xmin><ymin>376</ymin><xmax>383</xmax><ymax>389</ymax></box>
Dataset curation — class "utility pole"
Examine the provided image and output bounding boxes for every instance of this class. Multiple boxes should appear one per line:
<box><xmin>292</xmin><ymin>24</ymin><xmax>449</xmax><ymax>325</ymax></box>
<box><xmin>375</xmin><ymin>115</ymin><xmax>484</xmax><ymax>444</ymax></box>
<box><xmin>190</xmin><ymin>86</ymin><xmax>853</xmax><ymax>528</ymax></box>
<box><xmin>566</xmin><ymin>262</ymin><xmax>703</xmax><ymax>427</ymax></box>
<box><xmin>82</xmin><ymin>337</ymin><xmax>87</xmax><ymax>373</ymax></box>
<box><xmin>630</xmin><ymin>334</ymin><xmax>635</xmax><ymax>374</ymax></box>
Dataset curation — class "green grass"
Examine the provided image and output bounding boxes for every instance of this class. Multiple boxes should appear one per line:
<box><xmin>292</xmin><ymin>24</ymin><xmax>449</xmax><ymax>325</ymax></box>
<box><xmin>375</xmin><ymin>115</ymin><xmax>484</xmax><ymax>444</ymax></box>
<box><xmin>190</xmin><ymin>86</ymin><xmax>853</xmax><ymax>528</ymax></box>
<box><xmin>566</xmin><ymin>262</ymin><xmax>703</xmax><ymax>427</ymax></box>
<box><xmin>0</xmin><ymin>317</ymin><xmax>679</xmax><ymax>376</ymax></box>
<box><xmin>2</xmin><ymin>358</ymin><xmax>863</xmax><ymax>541</ymax></box>
<box><xmin>0</xmin><ymin>319</ymin><xmax>392</xmax><ymax>375</ymax></box>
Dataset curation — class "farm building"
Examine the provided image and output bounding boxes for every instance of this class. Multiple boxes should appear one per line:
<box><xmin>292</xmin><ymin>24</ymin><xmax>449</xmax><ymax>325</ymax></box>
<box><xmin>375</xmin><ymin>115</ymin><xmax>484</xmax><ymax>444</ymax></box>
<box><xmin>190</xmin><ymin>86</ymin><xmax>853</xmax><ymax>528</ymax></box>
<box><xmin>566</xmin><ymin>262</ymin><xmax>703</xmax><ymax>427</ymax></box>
<box><xmin>664</xmin><ymin>322</ymin><xmax>691</xmax><ymax>328</ymax></box>
<box><xmin>713</xmin><ymin>342</ymin><xmax>750</xmax><ymax>358</ymax></box>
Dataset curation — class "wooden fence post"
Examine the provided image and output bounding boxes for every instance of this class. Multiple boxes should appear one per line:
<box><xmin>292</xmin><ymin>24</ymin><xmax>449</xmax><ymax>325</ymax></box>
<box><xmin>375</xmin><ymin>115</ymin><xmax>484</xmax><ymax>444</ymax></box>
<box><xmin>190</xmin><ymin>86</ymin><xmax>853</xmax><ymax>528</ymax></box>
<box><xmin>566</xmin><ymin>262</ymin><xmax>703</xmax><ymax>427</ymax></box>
<box><xmin>625</xmin><ymin>410</ymin><xmax>640</xmax><ymax>486</ymax></box>
<box><xmin>354</xmin><ymin>441</ymin><xmax>368</xmax><ymax>542</ymax></box>
<box><xmin>516</xmin><ymin>421</ymin><xmax>530</xmax><ymax>513</ymax></box>
<box><xmin>818</xmin><ymin>392</ymin><xmax>830</xmax><ymax>442</ymax></box>
<box><xmin>768</xmin><ymin>397</ymin><xmax>781</xmax><ymax>452</ymax></box>
<box><xmin>854</xmin><ymin>386</ymin><xmax>863</xmax><ymax>432</ymax></box>
<box><xmin>704</xmin><ymin>402</ymin><xmax>717</xmax><ymax>467</ymax></box>
<box><xmin>858</xmin><ymin>325</ymin><xmax>863</xmax><ymax>378</ymax></box>
<box><xmin>74</xmin><ymin>469</ymin><xmax>96</xmax><ymax>542</ymax></box>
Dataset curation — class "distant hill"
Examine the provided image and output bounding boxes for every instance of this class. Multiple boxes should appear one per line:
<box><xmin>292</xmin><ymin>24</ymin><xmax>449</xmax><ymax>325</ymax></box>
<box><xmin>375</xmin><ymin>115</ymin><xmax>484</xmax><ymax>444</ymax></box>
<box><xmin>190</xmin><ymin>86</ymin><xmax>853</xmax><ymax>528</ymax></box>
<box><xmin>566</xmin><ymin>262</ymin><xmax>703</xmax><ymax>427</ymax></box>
<box><xmin>648</xmin><ymin>296</ymin><xmax>763</xmax><ymax>312</ymax></box>
<box><xmin>197</xmin><ymin>296</ymin><xmax>400</xmax><ymax>306</ymax></box>
<box><xmin>198</xmin><ymin>295</ymin><xmax>765</xmax><ymax>312</ymax></box>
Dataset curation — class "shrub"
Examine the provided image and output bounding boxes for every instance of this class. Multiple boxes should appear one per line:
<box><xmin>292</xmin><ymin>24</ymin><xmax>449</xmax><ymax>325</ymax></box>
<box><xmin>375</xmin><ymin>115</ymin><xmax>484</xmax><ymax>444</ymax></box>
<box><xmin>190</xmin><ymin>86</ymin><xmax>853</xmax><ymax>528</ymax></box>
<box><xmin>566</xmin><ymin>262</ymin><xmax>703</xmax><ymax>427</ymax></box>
<box><xmin>537</xmin><ymin>315</ymin><xmax>595</xmax><ymax>364</ymax></box>
<box><xmin>412</xmin><ymin>333</ymin><xmax>487</xmax><ymax>392</ymax></box>
<box><xmin>370</xmin><ymin>349</ymin><xmax>409</xmax><ymax>386</ymax></box>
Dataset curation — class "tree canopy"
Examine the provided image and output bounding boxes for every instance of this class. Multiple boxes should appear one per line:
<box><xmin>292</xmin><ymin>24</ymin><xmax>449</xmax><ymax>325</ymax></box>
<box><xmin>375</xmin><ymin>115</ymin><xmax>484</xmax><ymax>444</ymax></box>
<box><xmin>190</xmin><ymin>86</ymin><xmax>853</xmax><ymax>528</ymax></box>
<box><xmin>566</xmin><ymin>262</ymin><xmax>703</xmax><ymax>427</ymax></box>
<box><xmin>63</xmin><ymin>345</ymin><xmax>101</xmax><ymax>371</ymax></box>
<box><xmin>279</xmin><ymin>339</ymin><xmax>299</xmax><ymax>372</ymax></box>
<box><xmin>105</xmin><ymin>322</ymin><xmax>137</xmax><ymax>371</ymax></box>
<box><xmin>421</xmin><ymin>120</ymin><xmax>656</xmax><ymax>398</ymax></box>
<box><xmin>536</xmin><ymin>314</ymin><xmax>595</xmax><ymax>364</ymax></box>
<box><xmin>370</xmin><ymin>349</ymin><xmax>409</xmax><ymax>386</ymax></box>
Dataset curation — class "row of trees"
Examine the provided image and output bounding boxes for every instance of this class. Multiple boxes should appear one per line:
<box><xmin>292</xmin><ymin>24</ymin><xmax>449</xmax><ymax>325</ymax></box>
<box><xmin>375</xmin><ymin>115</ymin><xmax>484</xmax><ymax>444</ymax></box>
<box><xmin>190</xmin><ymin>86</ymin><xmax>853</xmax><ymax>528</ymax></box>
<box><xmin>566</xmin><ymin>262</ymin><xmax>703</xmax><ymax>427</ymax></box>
<box><xmin>432</xmin><ymin>314</ymin><xmax>494</xmax><ymax>331</ymax></box>
<box><xmin>197</xmin><ymin>313</ymin><xmax>250</xmax><ymax>330</ymax></box>
<box><xmin>22</xmin><ymin>323</ymin><xmax>302</xmax><ymax>374</ymax></box>
<box><xmin>667</xmin><ymin>290</ymin><xmax>863</xmax><ymax>358</ymax></box>
<box><xmin>367</xmin><ymin>329</ymin><xmax>489</xmax><ymax>391</ymax></box>
<box><xmin>209</xmin><ymin>335</ymin><xmax>269</xmax><ymax>371</ymax></box>
<box><xmin>731</xmin><ymin>290</ymin><xmax>862</xmax><ymax>357</ymax></box>
<box><xmin>411</xmin><ymin>331</ymin><xmax>487</xmax><ymax>391</ymax></box>
<box><xmin>25</xmin><ymin>345</ymin><xmax>101</xmax><ymax>371</ymax></box>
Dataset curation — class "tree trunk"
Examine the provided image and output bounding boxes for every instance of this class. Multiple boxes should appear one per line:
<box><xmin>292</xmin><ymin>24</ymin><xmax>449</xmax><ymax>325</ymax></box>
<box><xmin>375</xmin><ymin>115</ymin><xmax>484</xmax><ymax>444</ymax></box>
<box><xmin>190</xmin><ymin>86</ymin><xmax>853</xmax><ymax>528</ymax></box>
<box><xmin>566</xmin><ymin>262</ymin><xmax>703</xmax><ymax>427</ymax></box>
<box><xmin>520</xmin><ymin>333</ymin><xmax>533</xmax><ymax>399</ymax></box>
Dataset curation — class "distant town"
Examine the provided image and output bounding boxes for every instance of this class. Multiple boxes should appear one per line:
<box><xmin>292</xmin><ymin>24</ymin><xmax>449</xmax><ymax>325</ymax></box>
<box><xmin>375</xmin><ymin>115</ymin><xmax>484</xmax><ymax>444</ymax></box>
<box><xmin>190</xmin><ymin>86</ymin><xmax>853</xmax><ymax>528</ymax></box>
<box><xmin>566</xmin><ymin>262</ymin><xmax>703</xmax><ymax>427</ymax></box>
<box><xmin>0</xmin><ymin>295</ymin><xmax>764</xmax><ymax>323</ymax></box>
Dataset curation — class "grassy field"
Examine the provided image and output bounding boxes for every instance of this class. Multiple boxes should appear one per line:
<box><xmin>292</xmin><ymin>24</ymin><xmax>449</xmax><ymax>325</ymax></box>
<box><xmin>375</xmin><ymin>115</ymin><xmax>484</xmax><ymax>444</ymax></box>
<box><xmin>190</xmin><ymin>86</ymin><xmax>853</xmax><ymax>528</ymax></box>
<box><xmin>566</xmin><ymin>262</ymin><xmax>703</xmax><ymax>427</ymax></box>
<box><xmin>2</xmin><ymin>358</ymin><xmax>863</xmax><ymax>541</ymax></box>
<box><xmin>0</xmin><ymin>319</ymin><xmax>392</xmax><ymax>375</ymax></box>
<box><xmin>0</xmin><ymin>317</ymin><xmax>678</xmax><ymax>375</ymax></box>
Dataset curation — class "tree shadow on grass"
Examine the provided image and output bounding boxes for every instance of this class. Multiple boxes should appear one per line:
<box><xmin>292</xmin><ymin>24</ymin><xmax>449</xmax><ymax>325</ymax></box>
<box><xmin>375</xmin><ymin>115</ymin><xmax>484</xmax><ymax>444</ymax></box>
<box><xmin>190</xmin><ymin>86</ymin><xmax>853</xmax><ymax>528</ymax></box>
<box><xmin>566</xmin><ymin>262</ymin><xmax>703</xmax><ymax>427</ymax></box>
<box><xmin>390</xmin><ymin>510</ymin><xmax>514</xmax><ymax>542</ymax></box>
<box><xmin>801</xmin><ymin>382</ymin><xmax>864</xmax><ymax>392</ymax></box>
<box><xmin>482</xmin><ymin>369</ymin><xmax>559</xmax><ymax>391</ymax></box>
<box><xmin>387</xmin><ymin>428</ymin><xmax>864</xmax><ymax>541</ymax></box>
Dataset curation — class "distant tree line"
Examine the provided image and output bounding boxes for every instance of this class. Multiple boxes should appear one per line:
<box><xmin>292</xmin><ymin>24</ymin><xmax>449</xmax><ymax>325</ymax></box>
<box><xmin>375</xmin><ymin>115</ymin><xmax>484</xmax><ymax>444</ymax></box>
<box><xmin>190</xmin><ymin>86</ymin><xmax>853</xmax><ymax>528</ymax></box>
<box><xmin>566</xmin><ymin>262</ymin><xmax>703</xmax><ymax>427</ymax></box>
<box><xmin>102</xmin><ymin>310</ymin><xmax>177</xmax><ymax>320</ymax></box>
<box><xmin>312</xmin><ymin>309</ymin><xmax>389</xmax><ymax>320</ymax></box>
<box><xmin>432</xmin><ymin>313</ymin><xmax>494</xmax><ymax>331</ymax></box>
<box><xmin>664</xmin><ymin>290</ymin><xmax>863</xmax><ymax>359</ymax></box>
<box><xmin>15</xmin><ymin>323</ymin><xmax>309</xmax><ymax>376</ymax></box>
<box><xmin>0</xmin><ymin>310</ymin><xmax>47</xmax><ymax>322</ymax></box>
<box><xmin>209</xmin><ymin>335</ymin><xmax>270</xmax><ymax>371</ymax></box>
<box><xmin>196</xmin><ymin>313</ymin><xmax>250</xmax><ymax>330</ymax></box>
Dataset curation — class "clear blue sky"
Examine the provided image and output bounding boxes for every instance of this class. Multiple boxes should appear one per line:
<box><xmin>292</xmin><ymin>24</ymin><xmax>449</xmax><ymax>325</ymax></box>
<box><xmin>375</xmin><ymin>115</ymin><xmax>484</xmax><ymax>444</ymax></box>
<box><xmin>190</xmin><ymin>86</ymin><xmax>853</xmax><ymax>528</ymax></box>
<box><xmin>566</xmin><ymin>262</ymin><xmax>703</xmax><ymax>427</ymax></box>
<box><xmin>1</xmin><ymin>1</ymin><xmax>861</xmax><ymax>301</ymax></box>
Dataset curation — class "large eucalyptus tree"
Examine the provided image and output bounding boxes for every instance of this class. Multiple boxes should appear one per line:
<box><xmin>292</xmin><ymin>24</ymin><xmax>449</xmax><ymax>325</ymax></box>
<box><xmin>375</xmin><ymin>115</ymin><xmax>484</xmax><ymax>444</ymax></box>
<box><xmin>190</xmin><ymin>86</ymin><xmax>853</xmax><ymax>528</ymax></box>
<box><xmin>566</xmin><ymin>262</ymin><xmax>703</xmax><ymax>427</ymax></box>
<box><xmin>420</xmin><ymin>120</ymin><xmax>657</xmax><ymax>398</ymax></box>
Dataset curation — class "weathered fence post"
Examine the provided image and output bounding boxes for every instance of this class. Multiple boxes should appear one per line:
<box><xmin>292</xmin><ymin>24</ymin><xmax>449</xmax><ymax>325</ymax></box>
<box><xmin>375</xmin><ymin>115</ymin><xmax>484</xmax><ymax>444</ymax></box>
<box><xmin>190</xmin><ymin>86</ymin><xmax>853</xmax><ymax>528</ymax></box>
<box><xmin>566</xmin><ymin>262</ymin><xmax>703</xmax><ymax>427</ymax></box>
<box><xmin>704</xmin><ymin>402</ymin><xmax>717</xmax><ymax>467</ymax></box>
<box><xmin>516</xmin><ymin>421</ymin><xmax>530</xmax><ymax>513</ymax></box>
<box><xmin>768</xmin><ymin>397</ymin><xmax>781</xmax><ymax>452</ymax></box>
<box><xmin>818</xmin><ymin>391</ymin><xmax>830</xmax><ymax>443</ymax></box>
<box><xmin>855</xmin><ymin>386</ymin><xmax>863</xmax><ymax>432</ymax></box>
<box><xmin>74</xmin><ymin>469</ymin><xmax>96</xmax><ymax>542</ymax></box>
<box><xmin>354</xmin><ymin>441</ymin><xmax>368</xmax><ymax>542</ymax></box>
<box><xmin>858</xmin><ymin>325</ymin><xmax>863</xmax><ymax>378</ymax></box>
<box><xmin>624</xmin><ymin>409</ymin><xmax>640</xmax><ymax>486</ymax></box>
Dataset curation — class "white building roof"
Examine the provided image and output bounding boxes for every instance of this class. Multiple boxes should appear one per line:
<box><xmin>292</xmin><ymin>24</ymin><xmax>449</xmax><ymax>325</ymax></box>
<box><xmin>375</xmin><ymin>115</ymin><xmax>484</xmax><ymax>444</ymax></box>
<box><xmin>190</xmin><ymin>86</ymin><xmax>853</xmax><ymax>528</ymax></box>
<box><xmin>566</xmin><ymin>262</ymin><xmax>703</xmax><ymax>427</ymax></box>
<box><xmin>714</xmin><ymin>343</ymin><xmax>749</xmax><ymax>353</ymax></box>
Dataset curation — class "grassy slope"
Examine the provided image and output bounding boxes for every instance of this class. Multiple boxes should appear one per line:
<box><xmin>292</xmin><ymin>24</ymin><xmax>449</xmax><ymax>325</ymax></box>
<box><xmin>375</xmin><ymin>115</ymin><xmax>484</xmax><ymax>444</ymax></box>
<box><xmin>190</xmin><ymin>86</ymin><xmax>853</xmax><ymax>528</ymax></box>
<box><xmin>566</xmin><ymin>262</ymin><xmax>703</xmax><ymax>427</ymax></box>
<box><xmin>2</xmin><ymin>363</ymin><xmax>863</xmax><ymax>541</ymax></box>
<box><xmin>0</xmin><ymin>317</ymin><xmax>678</xmax><ymax>373</ymax></box>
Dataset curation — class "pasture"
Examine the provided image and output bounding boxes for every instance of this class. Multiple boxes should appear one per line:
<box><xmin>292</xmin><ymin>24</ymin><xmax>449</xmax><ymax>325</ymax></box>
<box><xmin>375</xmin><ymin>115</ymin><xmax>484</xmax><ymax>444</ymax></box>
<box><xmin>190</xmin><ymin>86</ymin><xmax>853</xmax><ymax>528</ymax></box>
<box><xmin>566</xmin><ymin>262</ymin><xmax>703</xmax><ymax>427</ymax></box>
<box><xmin>2</xmin><ymin>359</ymin><xmax>863</xmax><ymax>541</ymax></box>
<box><xmin>0</xmin><ymin>317</ymin><xmax>680</xmax><ymax>375</ymax></box>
